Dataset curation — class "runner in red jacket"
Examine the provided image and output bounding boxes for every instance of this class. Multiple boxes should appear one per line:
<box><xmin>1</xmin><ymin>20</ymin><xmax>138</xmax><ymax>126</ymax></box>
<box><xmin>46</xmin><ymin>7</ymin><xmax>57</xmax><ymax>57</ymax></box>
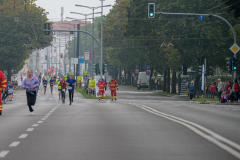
<box><xmin>109</xmin><ymin>77</ymin><xmax>118</xmax><ymax>101</ymax></box>
<box><xmin>0</xmin><ymin>70</ymin><xmax>7</xmax><ymax>115</ymax></box>
<box><xmin>97</xmin><ymin>78</ymin><xmax>106</xmax><ymax>100</ymax></box>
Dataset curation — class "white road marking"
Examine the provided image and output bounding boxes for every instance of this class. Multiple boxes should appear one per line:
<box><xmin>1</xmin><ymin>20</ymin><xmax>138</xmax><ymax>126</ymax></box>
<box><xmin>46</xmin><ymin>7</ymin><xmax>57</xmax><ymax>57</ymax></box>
<box><xmin>233</xmin><ymin>109</ymin><xmax>238</xmax><ymax>111</ymax></box>
<box><xmin>41</xmin><ymin>118</ymin><xmax>46</xmax><ymax>121</ymax></box>
<box><xmin>225</xmin><ymin>108</ymin><xmax>230</xmax><ymax>110</ymax></box>
<box><xmin>9</xmin><ymin>141</ymin><xmax>20</xmax><ymax>147</ymax></box>
<box><xmin>107</xmin><ymin>101</ymin><xmax>110</xmax><ymax>103</ymax></box>
<box><xmin>19</xmin><ymin>134</ymin><xmax>28</xmax><ymax>139</ymax></box>
<box><xmin>37</xmin><ymin>121</ymin><xmax>43</xmax><ymax>123</ymax></box>
<box><xmin>32</xmin><ymin>124</ymin><xmax>39</xmax><ymax>127</ymax></box>
<box><xmin>0</xmin><ymin>151</ymin><xmax>9</xmax><ymax>158</ymax></box>
<box><xmin>44</xmin><ymin>116</ymin><xmax>49</xmax><ymax>118</ymax></box>
<box><xmin>50</xmin><ymin>98</ymin><xmax>52</xmax><ymax>100</ymax></box>
<box><xmin>130</xmin><ymin>103</ymin><xmax>240</xmax><ymax>159</ymax></box>
<box><xmin>26</xmin><ymin>128</ymin><xmax>34</xmax><ymax>132</ymax></box>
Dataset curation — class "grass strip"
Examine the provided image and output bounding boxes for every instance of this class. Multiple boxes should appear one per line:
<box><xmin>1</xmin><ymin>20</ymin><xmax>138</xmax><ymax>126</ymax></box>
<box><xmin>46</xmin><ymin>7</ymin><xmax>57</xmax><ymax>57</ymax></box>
<box><xmin>75</xmin><ymin>88</ymin><xmax>111</xmax><ymax>99</ymax></box>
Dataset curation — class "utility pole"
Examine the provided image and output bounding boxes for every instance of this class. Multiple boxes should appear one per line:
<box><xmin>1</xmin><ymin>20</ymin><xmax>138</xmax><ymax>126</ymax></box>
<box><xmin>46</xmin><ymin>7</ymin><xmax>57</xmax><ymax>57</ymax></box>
<box><xmin>100</xmin><ymin>0</ymin><xmax>104</xmax><ymax>77</ymax></box>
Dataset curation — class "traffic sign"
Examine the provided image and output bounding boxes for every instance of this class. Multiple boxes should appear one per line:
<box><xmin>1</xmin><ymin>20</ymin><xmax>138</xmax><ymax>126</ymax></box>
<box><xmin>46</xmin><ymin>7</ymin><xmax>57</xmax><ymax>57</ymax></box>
<box><xmin>199</xmin><ymin>15</ymin><xmax>204</xmax><ymax>20</ymax></box>
<box><xmin>135</xmin><ymin>65</ymin><xmax>139</xmax><ymax>69</ymax></box>
<box><xmin>146</xmin><ymin>71</ymin><xmax>151</xmax><ymax>76</ymax></box>
<box><xmin>147</xmin><ymin>65</ymin><xmax>151</xmax><ymax>71</ymax></box>
<box><xmin>131</xmin><ymin>69</ymin><xmax>135</xmax><ymax>74</ymax></box>
<box><xmin>79</xmin><ymin>58</ymin><xmax>84</xmax><ymax>64</ymax></box>
<box><xmin>230</xmin><ymin>44</ymin><xmax>240</xmax><ymax>54</ymax></box>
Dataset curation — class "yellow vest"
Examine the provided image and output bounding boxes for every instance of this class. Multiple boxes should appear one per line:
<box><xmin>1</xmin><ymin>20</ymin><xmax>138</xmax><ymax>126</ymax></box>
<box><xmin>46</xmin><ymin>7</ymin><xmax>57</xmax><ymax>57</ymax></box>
<box><xmin>58</xmin><ymin>81</ymin><xmax>61</xmax><ymax>89</ymax></box>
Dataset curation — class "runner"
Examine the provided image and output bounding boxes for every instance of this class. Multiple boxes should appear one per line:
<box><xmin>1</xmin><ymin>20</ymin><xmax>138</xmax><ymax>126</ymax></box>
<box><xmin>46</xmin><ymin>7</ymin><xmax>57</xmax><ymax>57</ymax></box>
<box><xmin>42</xmin><ymin>76</ymin><xmax>48</xmax><ymax>94</ymax></box>
<box><xmin>66</xmin><ymin>75</ymin><xmax>76</xmax><ymax>105</ymax></box>
<box><xmin>49</xmin><ymin>77</ymin><xmax>54</xmax><ymax>94</ymax></box>
<box><xmin>57</xmin><ymin>78</ymin><xmax>62</xmax><ymax>100</ymax></box>
<box><xmin>0</xmin><ymin>70</ymin><xmax>7</xmax><ymax>115</ymax></box>
<box><xmin>8</xmin><ymin>82</ymin><xmax>14</xmax><ymax>101</ymax></box>
<box><xmin>60</xmin><ymin>76</ymin><xmax>67</xmax><ymax>104</ymax></box>
<box><xmin>21</xmin><ymin>70</ymin><xmax>40</xmax><ymax>115</ymax></box>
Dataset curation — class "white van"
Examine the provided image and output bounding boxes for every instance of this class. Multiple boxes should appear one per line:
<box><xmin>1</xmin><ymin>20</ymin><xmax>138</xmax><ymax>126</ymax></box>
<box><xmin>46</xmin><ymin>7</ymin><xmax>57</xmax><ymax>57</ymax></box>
<box><xmin>137</xmin><ymin>72</ymin><xmax>149</xmax><ymax>89</ymax></box>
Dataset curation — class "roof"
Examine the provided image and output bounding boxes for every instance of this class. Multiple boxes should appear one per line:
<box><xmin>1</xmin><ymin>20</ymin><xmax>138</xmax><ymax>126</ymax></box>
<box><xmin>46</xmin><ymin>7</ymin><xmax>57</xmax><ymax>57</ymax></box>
<box><xmin>52</xmin><ymin>21</ymin><xmax>91</xmax><ymax>34</ymax></box>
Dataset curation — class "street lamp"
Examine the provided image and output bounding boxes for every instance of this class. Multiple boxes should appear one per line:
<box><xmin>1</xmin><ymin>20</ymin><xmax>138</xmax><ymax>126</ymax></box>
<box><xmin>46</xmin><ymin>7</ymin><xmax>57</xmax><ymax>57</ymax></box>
<box><xmin>75</xmin><ymin>4</ymin><xmax>111</xmax><ymax>77</ymax></box>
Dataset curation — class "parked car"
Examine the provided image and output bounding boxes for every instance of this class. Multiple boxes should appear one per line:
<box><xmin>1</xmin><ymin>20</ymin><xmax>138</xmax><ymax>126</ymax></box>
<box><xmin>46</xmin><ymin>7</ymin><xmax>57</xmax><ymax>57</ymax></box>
<box><xmin>137</xmin><ymin>72</ymin><xmax>149</xmax><ymax>89</ymax></box>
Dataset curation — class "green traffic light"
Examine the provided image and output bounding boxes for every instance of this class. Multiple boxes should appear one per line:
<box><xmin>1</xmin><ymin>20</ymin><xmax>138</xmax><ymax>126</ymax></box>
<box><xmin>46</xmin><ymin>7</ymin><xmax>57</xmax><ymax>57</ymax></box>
<box><xmin>234</xmin><ymin>66</ymin><xmax>237</xmax><ymax>70</ymax></box>
<box><xmin>150</xmin><ymin>13</ymin><xmax>154</xmax><ymax>17</ymax></box>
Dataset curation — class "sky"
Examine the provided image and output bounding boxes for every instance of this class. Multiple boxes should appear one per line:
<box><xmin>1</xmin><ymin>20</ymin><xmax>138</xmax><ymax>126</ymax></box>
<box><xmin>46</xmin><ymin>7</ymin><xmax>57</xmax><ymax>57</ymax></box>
<box><xmin>35</xmin><ymin>0</ymin><xmax>116</xmax><ymax>21</ymax></box>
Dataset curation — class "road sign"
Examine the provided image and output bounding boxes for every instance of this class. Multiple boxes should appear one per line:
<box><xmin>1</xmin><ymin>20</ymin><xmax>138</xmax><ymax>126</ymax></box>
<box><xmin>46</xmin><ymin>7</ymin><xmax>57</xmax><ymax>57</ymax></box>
<box><xmin>135</xmin><ymin>65</ymin><xmax>139</xmax><ymax>69</ymax></box>
<box><xmin>146</xmin><ymin>71</ymin><xmax>151</xmax><ymax>76</ymax></box>
<box><xmin>135</xmin><ymin>69</ymin><xmax>139</xmax><ymax>74</ymax></box>
<box><xmin>230</xmin><ymin>44</ymin><xmax>240</xmax><ymax>54</ymax></box>
<box><xmin>85</xmin><ymin>52</ymin><xmax>91</xmax><ymax>61</ymax></box>
<box><xmin>199</xmin><ymin>15</ymin><xmax>204</xmax><ymax>20</ymax></box>
<box><xmin>147</xmin><ymin>65</ymin><xmax>151</xmax><ymax>71</ymax></box>
<box><xmin>73</xmin><ymin>58</ymin><xmax>78</xmax><ymax>64</ymax></box>
<box><xmin>131</xmin><ymin>69</ymin><xmax>135</xmax><ymax>74</ymax></box>
<box><xmin>79</xmin><ymin>58</ymin><xmax>84</xmax><ymax>64</ymax></box>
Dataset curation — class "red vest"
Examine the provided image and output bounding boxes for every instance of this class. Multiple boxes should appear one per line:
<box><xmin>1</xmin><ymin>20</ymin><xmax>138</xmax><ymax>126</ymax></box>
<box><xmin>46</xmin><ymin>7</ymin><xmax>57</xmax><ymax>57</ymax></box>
<box><xmin>109</xmin><ymin>80</ymin><xmax>118</xmax><ymax>90</ymax></box>
<box><xmin>0</xmin><ymin>70</ymin><xmax>7</xmax><ymax>91</ymax></box>
<box><xmin>97</xmin><ymin>81</ymin><xmax>106</xmax><ymax>91</ymax></box>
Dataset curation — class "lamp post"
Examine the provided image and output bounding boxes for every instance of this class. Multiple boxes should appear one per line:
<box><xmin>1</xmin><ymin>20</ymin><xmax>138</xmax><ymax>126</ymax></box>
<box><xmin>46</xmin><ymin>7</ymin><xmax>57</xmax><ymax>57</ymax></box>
<box><xmin>75</xmin><ymin>4</ymin><xmax>110</xmax><ymax>77</ymax></box>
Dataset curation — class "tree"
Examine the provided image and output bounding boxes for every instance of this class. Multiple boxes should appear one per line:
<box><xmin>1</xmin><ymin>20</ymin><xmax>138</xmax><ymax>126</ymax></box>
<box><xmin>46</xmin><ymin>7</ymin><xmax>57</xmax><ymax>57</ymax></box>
<box><xmin>0</xmin><ymin>0</ymin><xmax>53</xmax><ymax>80</ymax></box>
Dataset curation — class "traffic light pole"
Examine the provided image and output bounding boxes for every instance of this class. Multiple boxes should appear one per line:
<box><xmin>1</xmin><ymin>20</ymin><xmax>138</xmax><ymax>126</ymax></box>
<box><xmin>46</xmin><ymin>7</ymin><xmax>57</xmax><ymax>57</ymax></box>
<box><xmin>154</xmin><ymin>11</ymin><xmax>238</xmax><ymax>79</ymax></box>
<box><xmin>45</xmin><ymin>29</ymin><xmax>101</xmax><ymax>77</ymax></box>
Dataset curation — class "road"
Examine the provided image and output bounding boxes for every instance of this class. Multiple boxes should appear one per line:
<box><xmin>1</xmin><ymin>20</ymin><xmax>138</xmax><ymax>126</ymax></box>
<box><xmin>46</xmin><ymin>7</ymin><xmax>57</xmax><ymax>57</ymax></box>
<box><xmin>0</xmin><ymin>84</ymin><xmax>240</xmax><ymax>160</ymax></box>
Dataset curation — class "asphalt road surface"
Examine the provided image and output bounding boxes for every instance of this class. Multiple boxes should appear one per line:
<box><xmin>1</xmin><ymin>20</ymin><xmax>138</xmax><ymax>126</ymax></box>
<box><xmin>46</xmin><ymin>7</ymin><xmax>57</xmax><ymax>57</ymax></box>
<box><xmin>0</xmin><ymin>84</ymin><xmax>240</xmax><ymax>160</ymax></box>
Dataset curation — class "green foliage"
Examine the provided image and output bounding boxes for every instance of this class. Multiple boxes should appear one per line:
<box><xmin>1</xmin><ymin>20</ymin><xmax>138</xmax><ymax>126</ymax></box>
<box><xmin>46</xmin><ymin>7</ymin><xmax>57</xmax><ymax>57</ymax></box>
<box><xmin>0</xmin><ymin>0</ymin><xmax>53</xmax><ymax>79</ymax></box>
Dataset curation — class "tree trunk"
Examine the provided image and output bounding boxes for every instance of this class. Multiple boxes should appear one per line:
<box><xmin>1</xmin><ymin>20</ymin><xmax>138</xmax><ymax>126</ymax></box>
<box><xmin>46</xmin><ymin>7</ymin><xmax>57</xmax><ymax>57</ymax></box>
<box><xmin>183</xmin><ymin>64</ymin><xmax>188</xmax><ymax>75</ymax></box>
<box><xmin>172</xmin><ymin>71</ymin><xmax>176</xmax><ymax>94</ymax></box>
<box><xmin>178</xmin><ymin>72</ymin><xmax>181</xmax><ymax>95</ymax></box>
<box><xmin>167</xmin><ymin>68</ymin><xmax>170</xmax><ymax>93</ymax></box>
<box><xmin>163</xmin><ymin>70</ymin><xmax>167</xmax><ymax>92</ymax></box>
<box><xmin>7</xmin><ymin>67</ymin><xmax>12</xmax><ymax>82</ymax></box>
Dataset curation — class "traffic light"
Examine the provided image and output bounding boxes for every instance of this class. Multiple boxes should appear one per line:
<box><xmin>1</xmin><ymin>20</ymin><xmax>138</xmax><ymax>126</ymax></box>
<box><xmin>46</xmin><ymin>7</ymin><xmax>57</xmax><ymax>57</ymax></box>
<box><xmin>198</xmin><ymin>65</ymin><xmax>202</xmax><ymax>75</ymax></box>
<box><xmin>44</xmin><ymin>23</ymin><xmax>50</xmax><ymax>35</ymax></box>
<box><xmin>61</xmin><ymin>54</ymin><xmax>63</xmax><ymax>58</ymax></box>
<box><xmin>102</xmin><ymin>64</ymin><xmax>105</xmax><ymax>74</ymax></box>
<box><xmin>232</xmin><ymin>58</ymin><xmax>237</xmax><ymax>70</ymax></box>
<box><xmin>95</xmin><ymin>63</ymin><xmax>99</xmax><ymax>75</ymax></box>
<box><xmin>226</xmin><ymin>57</ymin><xmax>232</xmax><ymax>72</ymax></box>
<box><xmin>45</xmin><ymin>55</ymin><xmax>47</xmax><ymax>60</ymax></box>
<box><xmin>148</xmin><ymin>3</ymin><xmax>155</xmax><ymax>18</ymax></box>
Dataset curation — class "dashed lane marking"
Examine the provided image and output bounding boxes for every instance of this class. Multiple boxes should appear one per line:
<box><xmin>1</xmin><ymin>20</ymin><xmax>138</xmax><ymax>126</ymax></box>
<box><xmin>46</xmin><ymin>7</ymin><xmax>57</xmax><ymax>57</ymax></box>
<box><xmin>9</xmin><ymin>141</ymin><xmax>20</xmax><ymax>147</ymax></box>
<box><xmin>19</xmin><ymin>134</ymin><xmax>28</xmax><ymax>139</ymax></box>
<box><xmin>32</xmin><ymin>124</ymin><xmax>39</xmax><ymax>127</ymax></box>
<box><xmin>26</xmin><ymin>128</ymin><xmax>34</xmax><ymax>132</ymax></box>
<box><xmin>37</xmin><ymin>121</ymin><xmax>43</xmax><ymax>124</ymax></box>
<box><xmin>0</xmin><ymin>151</ymin><xmax>9</xmax><ymax>158</ymax></box>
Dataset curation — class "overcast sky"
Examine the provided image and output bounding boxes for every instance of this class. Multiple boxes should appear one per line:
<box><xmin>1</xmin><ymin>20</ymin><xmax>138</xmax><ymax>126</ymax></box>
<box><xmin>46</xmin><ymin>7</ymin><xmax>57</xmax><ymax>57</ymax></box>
<box><xmin>35</xmin><ymin>0</ymin><xmax>116</xmax><ymax>21</ymax></box>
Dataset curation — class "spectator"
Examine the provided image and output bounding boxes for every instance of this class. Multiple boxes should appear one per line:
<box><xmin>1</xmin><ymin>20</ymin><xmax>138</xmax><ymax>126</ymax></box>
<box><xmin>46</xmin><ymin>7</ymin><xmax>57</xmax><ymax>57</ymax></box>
<box><xmin>226</xmin><ymin>81</ymin><xmax>232</xmax><ymax>95</ymax></box>
<box><xmin>228</xmin><ymin>89</ymin><xmax>237</xmax><ymax>102</ymax></box>
<box><xmin>209</xmin><ymin>82</ymin><xmax>216</xmax><ymax>99</ymax></box>
<box><xmin>221</xmin><ymin>91</ymin><xmax>227</xmax><ymax>103</ymax></box>
<box><xmin>189</xmin><ymin>81</ymin><xmax>194</xmax><ymax>102</ymax></box>
<box><xmin>212</xmin><ymin>78</ymin><xmax>216</xmax><ymax>85</ymax></box>
<box><xmin>157</xmin><ymin>78</ymin><xmax>160</xmax><ymax>90</ymax></box>
<box><xmin>233</xmin><ymin>79</ymin><xmax>239</xmax><ymax>101</ymax></box>
<box><xmin>217</xmin><ymin>79</ymin><xmax>224</xmax><ymax>101</ymax></box>
<box><xmin>223</xmin><ymin>80</ymin><xmax>227</xmax><ymax>92</ymax></box>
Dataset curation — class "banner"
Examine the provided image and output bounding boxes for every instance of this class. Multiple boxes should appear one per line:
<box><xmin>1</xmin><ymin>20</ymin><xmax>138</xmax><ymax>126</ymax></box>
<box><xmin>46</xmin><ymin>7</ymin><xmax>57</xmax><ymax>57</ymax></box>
<box><xmin>89</xmin><ymin>80</ymin><xmax>95</xmax><ymax>89</ymax></box>
<box><xmin>77</xmin><ymin>76</ymin><xmax>82</xmax><ymax>83</ymax></box>
<box><xmin>85</xmin><ymin>52</ymin><xmax>91</xmax><ymax>61</ymax></box>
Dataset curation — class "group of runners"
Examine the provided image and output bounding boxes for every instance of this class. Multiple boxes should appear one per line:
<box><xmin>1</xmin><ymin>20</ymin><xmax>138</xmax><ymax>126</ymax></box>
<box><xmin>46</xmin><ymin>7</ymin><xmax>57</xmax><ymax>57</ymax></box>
<box><xmin>3</xmin><ymin>69</ymin><xmax>119</xmax><ymax>116</ymax></box>
<box><xmin>21</xmin><ymin>70</ymin><xmax>77</xmax><ymax>115</ymax></box>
